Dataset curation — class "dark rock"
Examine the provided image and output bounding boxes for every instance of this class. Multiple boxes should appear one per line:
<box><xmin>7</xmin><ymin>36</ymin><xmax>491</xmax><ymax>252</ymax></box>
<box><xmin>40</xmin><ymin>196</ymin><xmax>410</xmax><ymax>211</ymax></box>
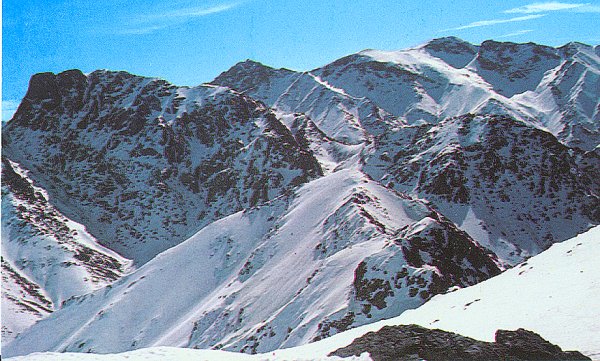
<box><xmin>395</xmin><ymin>211</ymin><xmax>502</xmax><ymax>297</ymax></box>
<box><xmin>24</xmin><ymin>72</ymin><xmax>61</xmax><ymax>103</ymax></box>
<box><xmin>330</xmin><ymin>324</ymin><xmax>591</xmax><ymax>361</ymax></box>
<box><xmin>496</xmin><ymin>328</ymin><xmax>590</xmax><ymax>361</ymax></box>
<box><xmin>2</xmin><ymin>157</ymin><xmax>37</xmax><ymax>202</ymax></box>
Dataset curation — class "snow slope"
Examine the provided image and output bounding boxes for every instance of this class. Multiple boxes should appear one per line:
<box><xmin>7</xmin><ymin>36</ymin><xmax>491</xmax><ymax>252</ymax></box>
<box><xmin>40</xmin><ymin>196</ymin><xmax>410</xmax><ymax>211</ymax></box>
<box><xmin>4</xmin><ymin>347</ymin><xmax>366</xmax><ymax>361</ymax></box>
<box><xmin>1</xmin><ymin>158</ymin><xmax>131</xmax><ymax>342</ymax></box>
<box><xmin>3</xmin><ymin>167</ymin><xmax>500</xmax><ymax>357</ymax></box>
<box><xmin>7</xmin><ymin>227</ymin><xmax>598</xmax><ymax>360</ymax></box>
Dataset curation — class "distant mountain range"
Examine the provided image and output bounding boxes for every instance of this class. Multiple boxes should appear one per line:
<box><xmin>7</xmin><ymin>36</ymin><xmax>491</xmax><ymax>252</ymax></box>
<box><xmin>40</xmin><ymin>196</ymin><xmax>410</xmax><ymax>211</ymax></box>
<box><xmin>2</xmin><ymin>37</ymin><xmax>598</xmax><ymax>358</ymax></box>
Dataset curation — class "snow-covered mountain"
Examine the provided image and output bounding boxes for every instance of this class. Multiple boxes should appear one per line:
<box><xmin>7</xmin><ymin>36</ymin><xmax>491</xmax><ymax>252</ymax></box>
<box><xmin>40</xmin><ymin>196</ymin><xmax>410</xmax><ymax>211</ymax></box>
<box><xmin>320</xmin><ymin>38</ymin><xmax>600</xmax><ymax>151</ymax></box>
<box><xmin>6</xmin><ymin>226</ymin><xmax>599</xmax><ymax>360</ymax></box>
<box><xmin>214</xmin><ymin>37</ymin><xmax>600</xmax><ymax>151</ymax></box>
<box><xmin>2</xmin><ymin>37</ymin><xmax>599</xmax><ymax>358</ymax></box>
<box><xmin>363</xmin><ymin>114</ymin><xmax>599</xmax><ymax>263</ymax></box>
<box><xmin>213</xmin><ymin>38</ymin><xmax>599</xmax><ymax>264</ymax></box>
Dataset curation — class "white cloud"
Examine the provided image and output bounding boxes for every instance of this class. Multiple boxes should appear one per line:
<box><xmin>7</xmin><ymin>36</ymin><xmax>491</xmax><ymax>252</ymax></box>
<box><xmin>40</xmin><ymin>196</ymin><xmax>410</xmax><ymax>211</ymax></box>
<box><xmin>138</xmin><ymin>3</ymin><xmax>239</xmax><ymax>22</ymax></box>
<box><xmin>505</xmin><ymin>2</ymin><xmax>600</xmax><ymax>13</ymax></box>
<box><xmin>505</xmin><ymin>2</ymin><xmax>588</xmax><ymax>13</ymax></box>
<box><xmin>496</xmin><ymin>29</ymin><xmax>535</xmax><ymax>38</ymax></box>
<box><xmin>118</xmin><ymin>2</ymin><xmax>242</xmax><ymax>35</ymax></box>
<box><xmin>444</xmin><ymin>14</ymin><xmax>545</xmax><ymax>31</ymax></box>
<box><xmin>2</xmin><ymin>100</ymin><xmax>21</xmax><ymax>122</ymax></box>
<box><xmin>571</xmin><ymin>4</ymin><xmax>600</xmax><ymax>12</ymax></box>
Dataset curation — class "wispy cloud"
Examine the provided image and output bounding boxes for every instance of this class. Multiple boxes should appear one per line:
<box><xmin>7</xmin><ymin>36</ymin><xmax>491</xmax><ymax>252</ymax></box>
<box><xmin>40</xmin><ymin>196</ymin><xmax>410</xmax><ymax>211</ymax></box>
<box><xmin>118</xmin><ymin>2</ymin><xmax>242</xmax><ymax>35</ymax></box>
<box><xmin>496</xmin><ymin>29</ymin><xmax>535</xmax><ymax>38</ymax></box>
<box><xmin>505</xmin><ymin>2</ymin><xmax>600</xmax><ymax>13</ymax></box>
<box><xmin>2</xmin><ymin>100</ymin><xmax>21</xmax><ymax>122</ymax></box>
<box><xmin>443</xmin><ymin>14</ymin><xmax>545</xmax><ymax>31</ymax></box>
<box><xmin>505</xmin><ymin>2</ymin><xmax>588</xmax><ymax>13</ymax></box>
<box><xmin>138</xmin><ymin>3</ymin><xmax>239</xmax><ymax>22</ymax></box>
<box><xmin>574</xmin><ymin>5</ymin><xmax>600</xmax><ymax>12</ymax></box>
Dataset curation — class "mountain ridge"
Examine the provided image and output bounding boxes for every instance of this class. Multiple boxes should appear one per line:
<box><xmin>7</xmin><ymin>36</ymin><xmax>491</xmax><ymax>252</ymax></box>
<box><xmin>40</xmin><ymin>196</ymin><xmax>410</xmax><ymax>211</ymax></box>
<box><xmin>2</xmin><ymin>36</ymin><xmax>599</xmax><ymax>357</ymax></box>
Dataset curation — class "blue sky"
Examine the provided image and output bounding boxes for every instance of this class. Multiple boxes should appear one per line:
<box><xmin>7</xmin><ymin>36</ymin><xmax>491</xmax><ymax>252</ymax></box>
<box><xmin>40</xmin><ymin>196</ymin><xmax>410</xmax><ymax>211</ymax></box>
<box><xmin>3</xmin><ymin>0</ymin><xmax>600</xmax><ymax>120</ymax></box>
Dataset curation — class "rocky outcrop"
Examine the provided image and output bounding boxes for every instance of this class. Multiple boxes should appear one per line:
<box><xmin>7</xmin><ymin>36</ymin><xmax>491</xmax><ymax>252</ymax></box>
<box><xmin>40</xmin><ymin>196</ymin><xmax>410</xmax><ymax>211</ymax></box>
<box><xmin>330</xmin><ymin>324</ymin><xmax>591</xmax><ymax>361</ymax></box>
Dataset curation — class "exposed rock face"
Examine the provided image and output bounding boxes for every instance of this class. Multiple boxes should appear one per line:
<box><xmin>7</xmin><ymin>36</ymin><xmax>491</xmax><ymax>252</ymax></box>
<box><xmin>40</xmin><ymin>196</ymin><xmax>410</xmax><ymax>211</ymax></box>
<box><xmin>364</xmin><ymin>114</ymin><xmax>599</xmax><ymax>262</ymax></box>
<box><xmin>422</xmin><ymin>36</ymin><xmax>478</xmax><ymax>68</ymax></box>
<box><xmin>474</xmin><ymin>40</ymin><xmax>562</xmax><ymax>97</ymax></box>
<box><xmin>3</xmin><ymin>69</ymin><xmax>322</xmax><ymax>264</ymax></box>
<box><xmin>330</xmin><ymin>324</ymin><xmax>591</xmax><ymax>361</ymax></box>
<box><xmin>393</xmin><ymin>210</ymin><xmax>501</xmax><ymax>295</ymax></box>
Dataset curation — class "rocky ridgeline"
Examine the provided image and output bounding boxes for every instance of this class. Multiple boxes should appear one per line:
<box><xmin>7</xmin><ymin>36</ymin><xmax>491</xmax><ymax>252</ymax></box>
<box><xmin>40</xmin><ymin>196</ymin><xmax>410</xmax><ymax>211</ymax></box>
<box><xmin>2</xmin><ymin>158</ymin><xmax>125</xmax><ymax>282</ymax></box>
<box><xmin>1</xmin><ymin>157</ymin><xmax>130</xmax><ymax>341</ymax></box>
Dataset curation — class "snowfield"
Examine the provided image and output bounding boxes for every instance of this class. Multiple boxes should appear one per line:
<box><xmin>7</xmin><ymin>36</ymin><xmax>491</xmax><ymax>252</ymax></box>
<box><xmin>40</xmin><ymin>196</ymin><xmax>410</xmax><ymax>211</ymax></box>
<box><xmin>6</xmin><ymin>226</ymin><xmax>599</xmax><ymax>360</ymax></box>
<box><xmin>4</xmin><ymin>347</ymin><xmax>369</xmax><ymax>361</ymax></box>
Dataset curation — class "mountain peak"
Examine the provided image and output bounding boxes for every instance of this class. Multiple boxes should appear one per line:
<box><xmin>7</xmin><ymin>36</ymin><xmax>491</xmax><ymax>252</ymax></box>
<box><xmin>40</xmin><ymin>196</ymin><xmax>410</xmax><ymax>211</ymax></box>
<box><xmin>225</xmin><ymin>59</ymin><xmax>298</xmax><ymax>76</ymax></box>
<box><xmin>479</xmin><ymin>39</ymin><xmax>559</xmax><ymax>55</ymax></box>
<box><xmin>211</xmin><ymin>59</ymin><xmax>298</xmax><ymax>102</ymax></box>
<box><xmin>421</xmin><ymin>37</ymin><xmax>478</xmax><ymax>68</ymax></box>
<box><xmin>24</xmin><ymin>72</ymin><xmax>61</xmax><ymax>103</ymax></box>
<box><xmin>236</xmin><ymin>58</ymin><xmax>272</xmax><ymax>69</ymax></box>
<box><xmin>25</xmin><ymin>70</ymin><xmax>86</xmax><ymax>101</ymax></box>
<box><xmin>558</xmin><ymin>41</ymin><xmax>597</xmax><ymax>58</ymax></box>
<box><xmin>423</xmin><ymin>36</ymin><xmax>471</xmax><ymax>47</ymax></box>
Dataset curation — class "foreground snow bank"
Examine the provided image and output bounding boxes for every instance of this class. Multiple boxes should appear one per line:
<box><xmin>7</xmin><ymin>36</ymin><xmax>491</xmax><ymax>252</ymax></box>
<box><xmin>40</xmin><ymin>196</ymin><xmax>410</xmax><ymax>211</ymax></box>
<box><xmin>4</xmin><ymin>347</ymin><xmax>369</xmax><ymax>361</ymax></box>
